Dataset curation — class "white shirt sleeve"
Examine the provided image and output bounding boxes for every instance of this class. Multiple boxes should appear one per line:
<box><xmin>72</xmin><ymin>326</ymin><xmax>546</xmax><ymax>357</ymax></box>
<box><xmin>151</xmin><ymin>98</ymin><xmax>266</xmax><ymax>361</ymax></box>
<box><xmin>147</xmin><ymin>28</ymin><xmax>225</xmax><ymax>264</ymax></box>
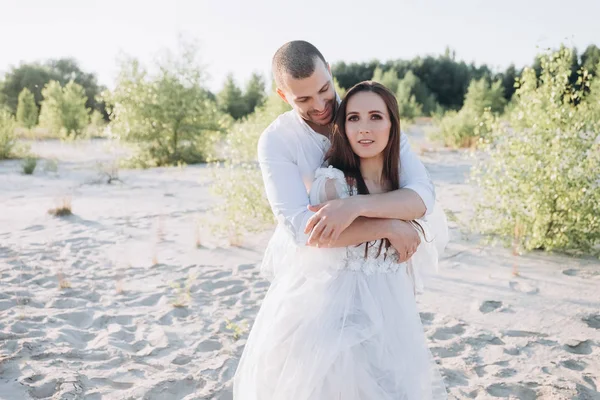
<box><xmin>257</xmin><ymin>129</ymin><xmax>313</xmax><ymax>246</ymax></box>
<box><xmin>399</xmin><ymin>133</ymin><xmax>436</xmax><ymax>215</ymax></box>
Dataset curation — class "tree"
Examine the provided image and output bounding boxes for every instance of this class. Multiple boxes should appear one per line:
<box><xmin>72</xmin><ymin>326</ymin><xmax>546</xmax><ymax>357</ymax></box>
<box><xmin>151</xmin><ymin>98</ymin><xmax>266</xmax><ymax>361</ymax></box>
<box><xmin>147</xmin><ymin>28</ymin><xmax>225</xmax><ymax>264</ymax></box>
<box><xmin>39</xmin><ymin>80</ymin><xmax>89</xmax><ymax>138</ymax></box>
<box><xmin>581</xmin><ymin>44</ymin><xmax>600</xmax><ymax>76</ymax></box>
<box><xmin>498</xmin><ymin>64</ymin><xmax>519</xmax><ymax>101</ymax></box>
<box><xmin>0</xmin><ymin>63</ymin><xmax>54</xmax><ymax>113</ymax></box>
<box><xmin>218</xmin><ymin>74</ymin><xmax>247</xmax><ymax>120</ymax></box>
<box><xmin>104</xmin><ymin>42</ymin><xmax>224</xmax><ymax>167</ymax></box>
<box><xmin>0</xmin><ymin>59</ymin><xmax>106</xmax><ymax>117</ymax></box>
<box><xmin>16</xmin><ymin>87</ymin><xmax>38</xmax><ymax>129</ymax></box>
<box><xmin>462</xmin><ymin>78</ymin><xmax>506</xmax><ymax>114</ymax></box>
<box><xmin>46</xmin><ymin>58</ymin><xmax>107</xmax><ymax>118</ymax></box>
<box><xmin>243</xmin><ymin>72</ymin><xmax>266</xmax><ymax>116</ymax></box>
<box><xmin>371</xmin><ymin>67</ymin><xmax>400</xmax><ymax>93</ymax></box>
<box><xmin>396</xmin><ymin>84</ymin><xmax>422</xmax><ymax>122</ymax></box>
<box><xmin>398</xmin><ymin>71</ymin><xmax>439</xmax><ymax>115</ymax></box>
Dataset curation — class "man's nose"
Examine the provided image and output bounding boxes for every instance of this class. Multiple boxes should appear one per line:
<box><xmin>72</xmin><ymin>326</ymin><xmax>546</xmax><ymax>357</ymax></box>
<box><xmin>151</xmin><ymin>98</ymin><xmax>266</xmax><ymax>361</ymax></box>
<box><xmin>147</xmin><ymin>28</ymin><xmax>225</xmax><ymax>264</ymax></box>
<box><xmin>314</xmin><ymin>96</ymin><xmax>326</xmax><ymax>112</ymax></box>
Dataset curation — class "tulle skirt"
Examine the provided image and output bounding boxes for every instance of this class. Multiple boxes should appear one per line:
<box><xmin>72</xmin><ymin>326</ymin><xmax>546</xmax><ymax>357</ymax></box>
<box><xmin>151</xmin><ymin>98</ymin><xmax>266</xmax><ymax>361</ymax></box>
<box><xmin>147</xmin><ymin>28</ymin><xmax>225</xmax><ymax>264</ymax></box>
<box><xmin>233</xmin><ymin>242</ymin><xmax>448</xmax><ymax>400</ymax></box>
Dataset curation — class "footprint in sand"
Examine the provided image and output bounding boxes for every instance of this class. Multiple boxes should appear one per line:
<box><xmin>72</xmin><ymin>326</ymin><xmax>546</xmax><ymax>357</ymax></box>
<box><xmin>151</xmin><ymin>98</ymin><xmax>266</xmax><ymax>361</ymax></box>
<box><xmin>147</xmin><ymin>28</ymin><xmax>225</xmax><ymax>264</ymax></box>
<box><xmin>479</xmin><ymin>300</ymin><xmax>502</xmax><ymax>313</ymax></box>
<box><xmin>562</xmin><ymin>269</ymin><xmax>578</xmax><ymax>276</ymax></box>
<box><xmin>440</xmin><ymin>368</ymin><xmax>469</xmax><ymax>387</ymax></box>
<box><xmin>563</xmin><ymin>340</ymin><xmax>593</xmax><ymax>355</ymax></box>
<box><xmin>494</xmin><ymin>368</ymin><xmax>518</xmax><ymax>378</ymax></box>
<box><xmin>582</xmin><ymin>314</ymin><xmax>600</xmax><ymax>330</ymax></box>
<box><xmin>485</xmin><ymin>383</ymin><xmax>537</xmax><ymax>400</ymax></box>
<box><xmin>431</xmin><ymin>324</ymin><xmax>466</xmax><ymax>340</ymax></box>
<box><xmin>502</xmin><ymin>330</ymin><xmax>546</xmax><ymax>338</ymax></box>
<box><xmin>419</xmin><ymin>312</ymin><xmax>435</xmax><ymax>325</ymax></box>
<box><xmin>509</xmin><ymin>280</ymin><xmax>539</xmax><ymax>295</ymax></box>
<box><xmin>560</xmin><ymin>359</ymin><xmax>587</xmax><ymax>371</ymax></box>
<box><xmin>431</xmin><ymin>342</ymin><xmax>466</xmax><ymax>358</ymax></box>
<box><xmin>465</xmin><ymin>333</ymin><xmax>505</xmax><ymax>349</ymax></box>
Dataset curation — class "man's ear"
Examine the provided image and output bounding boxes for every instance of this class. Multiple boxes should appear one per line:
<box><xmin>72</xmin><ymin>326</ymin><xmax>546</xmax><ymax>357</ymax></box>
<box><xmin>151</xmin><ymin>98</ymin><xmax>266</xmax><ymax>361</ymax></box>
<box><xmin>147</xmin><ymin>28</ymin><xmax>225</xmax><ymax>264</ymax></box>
<box><xmin>276</xmin><ymin>88</ymin><xmax>289</xmax><ymax>104</ymax></box>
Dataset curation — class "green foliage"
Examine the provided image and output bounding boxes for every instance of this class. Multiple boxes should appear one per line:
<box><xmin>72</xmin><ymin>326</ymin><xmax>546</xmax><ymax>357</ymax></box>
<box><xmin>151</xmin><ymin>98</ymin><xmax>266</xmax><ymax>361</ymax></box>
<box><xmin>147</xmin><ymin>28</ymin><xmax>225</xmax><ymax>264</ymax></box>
<box><xmin>396</xmin><ymin>75</ymin><xmax>422</xmax><ymax>122</ymax></box>
<box><xmin>243</xmin><ymin>72</ymin><xmax>267</xmax><ymax>115</ymax></box>
<box><xmin>372</xmin><ymin>67</ymin><xmax>400</xmax><ymax>93</ymax></box>
<box><xmin>39</xmin><ymin>80</ymin><xmax>90</xmax><ymax>138</ymax></box>
<box><xmin>400</xmin><ymin>71</ymin><xmax>440</xmax><ymax>115</ymax></box>
<box><xmin>334</xmin><ymin>52</ymin><xmax>494</xmax><ymax>111</ymax></box>
<box><xmin>333</xmin><ymin>78</ymin><xmax>346</xmax><ymax>98</ymax></box>
<box><xmin>104</xmin><ymin>43</ymin><xmax>225</xmax><ymax>167</ymax></box>
<box><xmin>86</xmin><ymin>110</ymin><xmax>106</xmax><ymax>137</ymax></box>
<box><xmin>433</xmin><ymin>78</ymin><xmax>505</xmax><ymax>147</ymax></box>
<box><xmin>0</xmin><ymin>108</ymin><xmax>17</xmax><ymax>159</ymax></box>
<box><xmin>216</xmin><ymin>72</ymin><xmax>267</xmax><ymax>121</ymax></box>
<box><xmin>472</xmin><ymin>48</ymin><xmax>600</xmax><ymax>254</ymax></box>
<box><xmin>582</xmin><ymin>45</ymin><xmax>600</xmax><ymax>77</ymax></box>
<box><xmin>22</xmin><ymin>156</ymin><xmax>37</xmax><ymax>175</ymax></box>
<box><xmin>462</xmin><ymin>78</ymin><xmax>506</xmax><ymax>114</ymax></box>
<box><xmin>370</xmin><ymin>68</ymin><xmax>440</xmax><ymax>120</ymax></box>
<box><xmin>0</xmin><ymin>59</ymin><xmax>106</xmax><ymax>116</ymax></box>
<box><xmin>218</xmin><ymin>74</ymin><xmax>247</xmax><ymax>120</ymax></box>
<box><xmin>16</xmin><ymin>88</ymin><xmax>38</xmax><ymax>129</ymax></box>
<box><xmin>209</xmin><ymin>93</ymin><xmax>290</xmax><ymax>239</ymax></box>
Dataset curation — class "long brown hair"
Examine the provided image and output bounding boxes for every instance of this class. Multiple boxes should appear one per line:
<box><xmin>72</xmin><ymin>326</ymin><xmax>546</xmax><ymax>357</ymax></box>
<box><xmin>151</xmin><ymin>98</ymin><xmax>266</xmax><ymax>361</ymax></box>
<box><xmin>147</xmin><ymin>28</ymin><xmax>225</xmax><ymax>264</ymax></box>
<box><xmin>326</xmin><ymin>80</ymin><xmax>423</xmax><ymax>258</ymax></box>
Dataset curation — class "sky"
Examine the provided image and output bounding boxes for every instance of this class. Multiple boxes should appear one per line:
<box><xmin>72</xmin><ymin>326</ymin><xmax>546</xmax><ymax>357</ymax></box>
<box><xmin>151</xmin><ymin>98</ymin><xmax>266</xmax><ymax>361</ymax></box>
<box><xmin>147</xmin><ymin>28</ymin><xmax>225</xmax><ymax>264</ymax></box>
<box><xmin>1</xmin><ymin>0</ymin><xmax>599</xmax><ymax>92</ymax></box>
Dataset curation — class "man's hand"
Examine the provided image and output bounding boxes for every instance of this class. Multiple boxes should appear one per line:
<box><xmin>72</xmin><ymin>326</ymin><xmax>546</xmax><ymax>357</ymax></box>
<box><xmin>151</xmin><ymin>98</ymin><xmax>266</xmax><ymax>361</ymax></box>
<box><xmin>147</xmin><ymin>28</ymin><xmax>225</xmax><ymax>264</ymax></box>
<box><xmin>386</xmin><ymin>220</ymin><xmax>421</xmax><ymax>263</ymax></box>
<box><xmin>304</xmin><ymin>197</ymin><xmax>362</xmax><ymax>246</ymax></box>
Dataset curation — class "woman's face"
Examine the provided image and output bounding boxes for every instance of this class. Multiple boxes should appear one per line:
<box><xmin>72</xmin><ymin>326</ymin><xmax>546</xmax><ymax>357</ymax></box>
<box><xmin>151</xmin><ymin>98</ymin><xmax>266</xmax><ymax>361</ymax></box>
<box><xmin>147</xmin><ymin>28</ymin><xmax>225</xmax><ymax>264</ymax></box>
<box><xmin>344</xmin><ymin>91</ymin><xmax>391</xmax><ymax>160</ymax></box>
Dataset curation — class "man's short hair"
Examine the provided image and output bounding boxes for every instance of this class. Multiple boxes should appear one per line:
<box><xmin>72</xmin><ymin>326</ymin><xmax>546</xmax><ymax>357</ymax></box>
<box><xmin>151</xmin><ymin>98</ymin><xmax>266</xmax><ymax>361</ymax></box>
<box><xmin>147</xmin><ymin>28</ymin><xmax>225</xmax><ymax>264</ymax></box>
<box><xmin>272</xmin><ymin>40</ymin><xmax>327</xmax><ymax>88</ymax></box>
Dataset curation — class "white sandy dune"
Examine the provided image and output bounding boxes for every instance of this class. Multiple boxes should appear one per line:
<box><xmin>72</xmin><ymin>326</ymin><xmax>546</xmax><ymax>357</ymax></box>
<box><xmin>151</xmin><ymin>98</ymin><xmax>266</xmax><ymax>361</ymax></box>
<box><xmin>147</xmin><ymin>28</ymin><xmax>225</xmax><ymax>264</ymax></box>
<box><xmin>0</xmin><ymin>134</ymin><xmax>599</xmax><ymax>400</ymax></box>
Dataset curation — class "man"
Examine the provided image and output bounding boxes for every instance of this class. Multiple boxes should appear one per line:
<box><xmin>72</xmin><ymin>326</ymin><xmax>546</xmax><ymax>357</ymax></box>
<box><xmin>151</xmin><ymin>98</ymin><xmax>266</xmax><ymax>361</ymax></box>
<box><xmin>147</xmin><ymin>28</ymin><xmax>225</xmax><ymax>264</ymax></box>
<box><xmin>258</xmin><ymin>40</ymin><xmax>442</xmax><ymax>264</ymax></box>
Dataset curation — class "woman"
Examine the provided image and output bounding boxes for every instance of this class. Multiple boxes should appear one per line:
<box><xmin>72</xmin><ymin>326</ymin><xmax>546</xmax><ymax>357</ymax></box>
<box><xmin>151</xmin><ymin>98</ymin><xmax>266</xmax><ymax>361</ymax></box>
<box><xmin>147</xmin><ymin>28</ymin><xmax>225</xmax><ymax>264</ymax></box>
<box><xmin>234</xmin><ymin>81</ymin><xmax>447</xmax><ymax>399</ymax></box>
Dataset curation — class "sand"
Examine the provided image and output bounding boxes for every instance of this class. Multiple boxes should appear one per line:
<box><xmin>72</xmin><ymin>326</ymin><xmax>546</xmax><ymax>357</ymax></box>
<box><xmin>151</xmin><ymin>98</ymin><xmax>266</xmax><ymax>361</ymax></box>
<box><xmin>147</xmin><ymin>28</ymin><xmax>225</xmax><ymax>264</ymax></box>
<box><xmin>1</xmin><ymin>133</ymin><xmax>599</xmax><ymax>399</ymax></box>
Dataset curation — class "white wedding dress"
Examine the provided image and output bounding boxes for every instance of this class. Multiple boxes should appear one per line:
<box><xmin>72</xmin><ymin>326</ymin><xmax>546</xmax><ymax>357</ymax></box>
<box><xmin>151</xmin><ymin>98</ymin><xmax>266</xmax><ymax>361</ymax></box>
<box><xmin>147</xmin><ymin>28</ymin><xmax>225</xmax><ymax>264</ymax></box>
<box><xmin>233</xmin><ymin>166</ymin><xmax>448</xmax><ymax>400</ymax></box>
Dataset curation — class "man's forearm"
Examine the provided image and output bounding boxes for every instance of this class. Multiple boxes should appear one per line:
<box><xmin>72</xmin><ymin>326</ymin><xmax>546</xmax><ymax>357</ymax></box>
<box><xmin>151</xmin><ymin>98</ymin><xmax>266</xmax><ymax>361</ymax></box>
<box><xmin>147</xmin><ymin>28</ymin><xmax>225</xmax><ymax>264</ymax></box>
<box><xmin>321</xmin><ymin>217</ymin><xmax>391</xmax><ymax>248</ymax></box>
<box><xmin>355</xmin><ymin>188</ymin><xmax>426</xmax><ymax>221</ymax></box>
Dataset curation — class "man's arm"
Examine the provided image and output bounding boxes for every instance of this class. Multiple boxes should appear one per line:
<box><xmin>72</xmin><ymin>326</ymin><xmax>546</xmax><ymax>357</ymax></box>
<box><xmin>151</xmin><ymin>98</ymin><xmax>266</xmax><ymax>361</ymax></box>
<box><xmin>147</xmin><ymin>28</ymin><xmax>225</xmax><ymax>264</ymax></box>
<box><xmin>321</xmin><ymin>217</ymin><xmax>421</xmax><ymax>262</ymax></box>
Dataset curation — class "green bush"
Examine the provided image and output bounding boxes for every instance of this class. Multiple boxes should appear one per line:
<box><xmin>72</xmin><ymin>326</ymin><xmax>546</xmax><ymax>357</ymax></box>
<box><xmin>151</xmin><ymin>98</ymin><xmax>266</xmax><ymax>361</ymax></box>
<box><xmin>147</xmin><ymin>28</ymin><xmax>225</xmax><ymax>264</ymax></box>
<box><xmin>471</xmin><ymin>48</ymin><xmax>600</xmax><ymax>254</ymax></box>
<box><xmin>208</xmin><ymin>93</ymin><xmax>290</xmax><ymax>240</ymax></box>
<box><xmin>39</xmin><ymin>80</ymin><xmax>89</xmax><ymax>138</ymax></box>
<box><xmin>0</xmin><ymin>108</ymin><xmax>17</xmax><ymax>159</ymax></box>
<box><xmin>16</xmin><ymin>88</ymin><xmax>38</xmax><ymax>129</ymax></box>
<box><xmin>22</xmin><ymin>156</ymin><xmax>37</xmax><ymax>175</ymax></box>
<box><xmin>433</xmin><ymin>78</ymin><xmax>505</xmax><ymax>148</ymax></box>
<box><xmin>104</xmin><ymin>43</ymin><xmax>226</xmax><ymax>168</ymax></box>
<box><xmin>85</xmin><ymin>110</ymin><xmax>106</xmax><ymax>138</ymax></box>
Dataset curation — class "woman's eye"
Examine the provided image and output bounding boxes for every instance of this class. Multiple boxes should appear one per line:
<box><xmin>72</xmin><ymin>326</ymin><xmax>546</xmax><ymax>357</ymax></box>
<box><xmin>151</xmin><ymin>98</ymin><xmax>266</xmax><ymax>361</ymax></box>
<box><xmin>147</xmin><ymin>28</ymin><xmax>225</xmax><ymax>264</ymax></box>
<box><xmin>347</xmin><ymin>115</ymin><xmax>358</xmax><ymax>121</ymax></box>
<box><xmin>371</xmin><ymin>114</ymin><xmax>382</xmax><ymax>120</ymax></box>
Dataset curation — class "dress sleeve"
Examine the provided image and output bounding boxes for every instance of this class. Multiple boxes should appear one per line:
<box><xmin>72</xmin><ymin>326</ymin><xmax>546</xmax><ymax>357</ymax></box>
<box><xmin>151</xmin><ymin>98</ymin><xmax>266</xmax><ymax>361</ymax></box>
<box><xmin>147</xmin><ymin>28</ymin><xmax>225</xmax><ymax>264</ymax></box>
<box><xmin>309</xmin><ymin>166</ymin><xmax>350</xmax><ymax>205</ymax></box>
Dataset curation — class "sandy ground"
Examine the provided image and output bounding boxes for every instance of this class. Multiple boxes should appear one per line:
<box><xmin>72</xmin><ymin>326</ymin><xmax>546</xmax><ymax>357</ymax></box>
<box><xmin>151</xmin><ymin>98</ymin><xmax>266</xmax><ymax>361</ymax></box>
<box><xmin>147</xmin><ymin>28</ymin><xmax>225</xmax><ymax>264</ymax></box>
<box><xmin>1</xmin><ymin>134</ymin><xmax>599</xmax><ymax>400</ymax></box>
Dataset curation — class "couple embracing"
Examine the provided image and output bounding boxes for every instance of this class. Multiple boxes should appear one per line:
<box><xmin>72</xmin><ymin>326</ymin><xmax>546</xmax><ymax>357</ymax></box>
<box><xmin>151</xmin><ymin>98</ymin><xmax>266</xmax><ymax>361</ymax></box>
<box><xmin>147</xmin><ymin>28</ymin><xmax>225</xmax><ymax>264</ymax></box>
<box><xmin>234</xmin><ymin>40</ymin><xmax>449</xmax><ymax>400</ymax></box>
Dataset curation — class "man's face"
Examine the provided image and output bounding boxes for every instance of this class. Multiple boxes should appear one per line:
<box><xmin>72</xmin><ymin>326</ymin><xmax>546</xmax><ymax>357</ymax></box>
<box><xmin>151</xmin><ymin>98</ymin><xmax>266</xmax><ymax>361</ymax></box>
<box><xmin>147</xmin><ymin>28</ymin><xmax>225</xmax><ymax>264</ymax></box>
<box><xmin>277</xmin><ymin>59</ymin><xmax>337</xmax><ymax>127</ymax></box>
